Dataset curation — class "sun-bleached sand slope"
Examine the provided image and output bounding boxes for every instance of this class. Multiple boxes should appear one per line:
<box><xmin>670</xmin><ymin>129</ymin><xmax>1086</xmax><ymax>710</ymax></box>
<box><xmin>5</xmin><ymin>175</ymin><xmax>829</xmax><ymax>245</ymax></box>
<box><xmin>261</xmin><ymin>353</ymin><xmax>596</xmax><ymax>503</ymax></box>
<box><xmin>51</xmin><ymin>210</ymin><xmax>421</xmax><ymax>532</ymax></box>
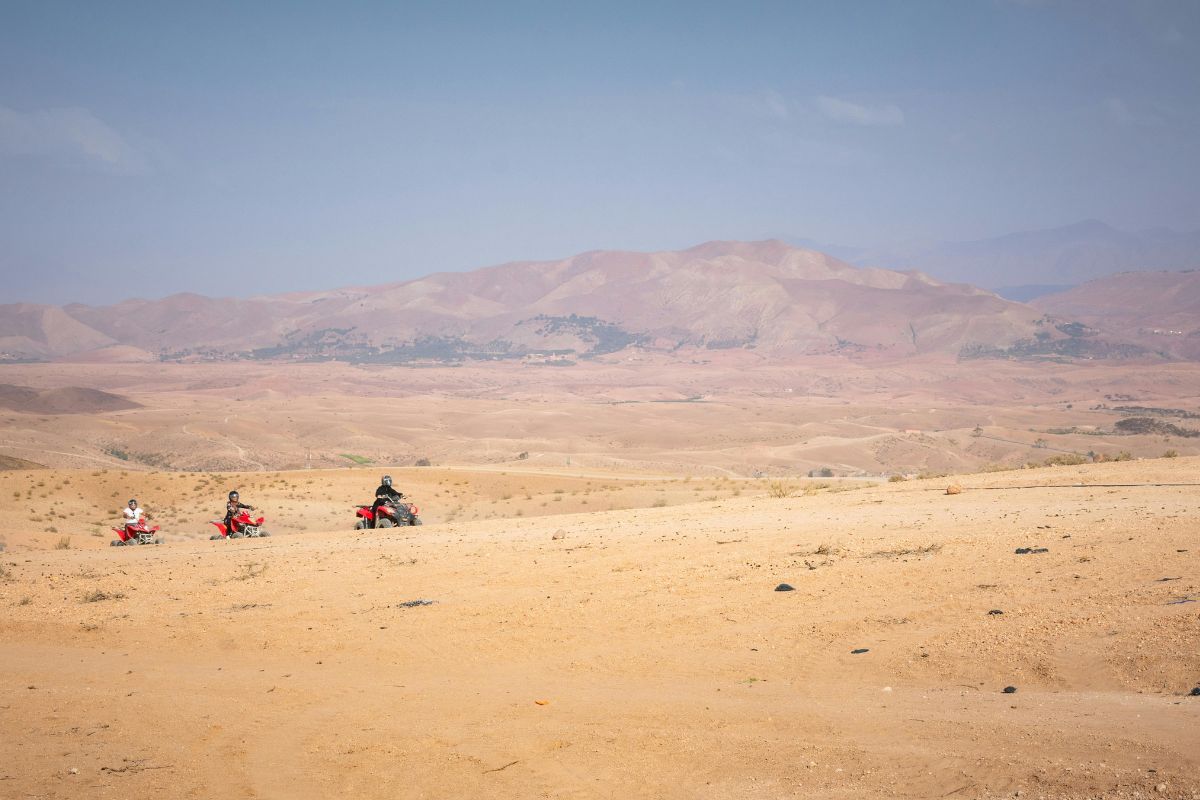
<box><xmin>1</xmin><ymin>458</ymin><xmax>1198</xmax><ymax>799</ymax></box>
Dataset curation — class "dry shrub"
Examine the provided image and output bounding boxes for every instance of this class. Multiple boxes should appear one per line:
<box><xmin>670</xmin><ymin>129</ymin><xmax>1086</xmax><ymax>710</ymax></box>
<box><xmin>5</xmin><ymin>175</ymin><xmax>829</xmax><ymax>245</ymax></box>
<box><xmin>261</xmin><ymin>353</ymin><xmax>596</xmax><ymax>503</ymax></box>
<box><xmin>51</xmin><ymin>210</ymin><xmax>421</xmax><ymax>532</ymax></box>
<box><xmin>54</xmin><ymin>536</ymin><xmax>71</xmax><ymax>550</ymax></box>
<box><xmin>870</xmin><ymin>543</ymin><xmax>943</xmax><ymax>559</ymax></box>
<box><xmin>81</xmin><ymin>589</ymin><xmax>125</xmax><ymax>603</ymax></box>
<box><xmin>231</xmin><ymin>562</ymin><xmax>267</xmax><ymax>581</ymax></box>
<box><xmin>767</xmin><ymin>481</ymin><xmax>793</xmax><ymax>498</ymax></box>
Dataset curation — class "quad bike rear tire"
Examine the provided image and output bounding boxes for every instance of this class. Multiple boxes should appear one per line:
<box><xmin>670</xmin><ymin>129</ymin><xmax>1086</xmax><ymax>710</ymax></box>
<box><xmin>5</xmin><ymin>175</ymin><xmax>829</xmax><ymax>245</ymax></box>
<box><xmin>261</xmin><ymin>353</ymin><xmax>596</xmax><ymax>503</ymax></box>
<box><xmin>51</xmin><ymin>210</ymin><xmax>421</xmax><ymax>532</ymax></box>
<box><xmin>230</xmin><ymin>531</ymin><xmax>244</xmax><ymax>539</ymax></box>
<box><xmin>375</xmin><ymin>518</ymin><xmax>394</xmax><ymax>529</ymax></box>
<box><xmin>411</xmin><ymin>517</ymin><xmax>422</xmax><ymax>526</ymax></box>
<box><xmin>355</xmin><ymin>520</ymin><xmax>367</xmax><ymax>530</ymax></box>
<box><xmin>110</xmin><ymin>539</ymin><xmax>122</xmax><ymax>547</ymax></box>
<box><xmin>209</xmin><ymin>534</ymin><xmax>221</xmax><ymax>540</ymax></box>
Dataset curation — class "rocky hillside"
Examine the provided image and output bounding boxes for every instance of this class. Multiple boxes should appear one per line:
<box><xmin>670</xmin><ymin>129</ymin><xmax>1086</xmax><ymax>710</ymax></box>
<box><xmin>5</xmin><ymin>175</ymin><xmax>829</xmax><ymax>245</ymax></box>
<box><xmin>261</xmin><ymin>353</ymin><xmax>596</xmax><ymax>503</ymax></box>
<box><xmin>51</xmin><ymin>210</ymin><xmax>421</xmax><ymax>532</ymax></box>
<box><xmin>0</xmin><ymin>240</ymin><xmax>1137</xmax><ymax>363</ymax></box>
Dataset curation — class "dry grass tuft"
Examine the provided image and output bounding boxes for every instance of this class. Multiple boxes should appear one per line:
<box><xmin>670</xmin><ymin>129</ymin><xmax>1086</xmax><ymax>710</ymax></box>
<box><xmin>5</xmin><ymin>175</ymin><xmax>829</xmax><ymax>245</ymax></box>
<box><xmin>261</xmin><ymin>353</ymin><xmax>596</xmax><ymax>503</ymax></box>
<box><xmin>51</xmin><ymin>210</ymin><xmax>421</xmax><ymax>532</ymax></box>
<box><xmin>767</xmin><ymin>481</ymin><xmax>793</xmax><ymax>498</ymax></box>
<box><xmin>81</xmin><ymin>589</ymin><xmax>126</xmax><ymax>603</ymax></box>
<box><xmin>868</xmin><ymin>543</ymin><xmax>943</xmax><ymax>559</ymax></box>
<box><xmin>231</xmin><ymin>562</ymin><xmax>268</xmax><ymax>581</ymax></box>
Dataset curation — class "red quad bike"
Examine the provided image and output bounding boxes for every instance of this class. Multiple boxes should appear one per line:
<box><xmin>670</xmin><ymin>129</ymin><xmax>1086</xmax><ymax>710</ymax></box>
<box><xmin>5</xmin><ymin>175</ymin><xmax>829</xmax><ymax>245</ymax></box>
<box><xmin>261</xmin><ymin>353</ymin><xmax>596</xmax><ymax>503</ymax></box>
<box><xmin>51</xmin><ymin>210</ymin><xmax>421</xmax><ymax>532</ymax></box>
<box><xmin>110</xmin><ymin>520</ymin><xmax>163</xmax><ymax>547</ymax></box>
<box><xmin>210</xmin><ymin>511</ymin><xmax>271</xmax><ymax>540</ymax></box>
<box><xmin>355</xmin><ymin>499</ymin><xmax>422</xmax><ymax>529</ymax></box>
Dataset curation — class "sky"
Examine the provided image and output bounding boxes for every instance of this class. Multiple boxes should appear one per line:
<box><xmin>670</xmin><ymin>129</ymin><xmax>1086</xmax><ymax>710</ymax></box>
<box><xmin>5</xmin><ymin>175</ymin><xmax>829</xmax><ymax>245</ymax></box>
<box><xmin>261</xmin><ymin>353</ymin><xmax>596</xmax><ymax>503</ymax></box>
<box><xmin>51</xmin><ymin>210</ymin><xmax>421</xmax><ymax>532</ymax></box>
<box><xmin>1</xmin><ymin>0</ymin><xmax>1199</xmax><ymax>304</ymax></box>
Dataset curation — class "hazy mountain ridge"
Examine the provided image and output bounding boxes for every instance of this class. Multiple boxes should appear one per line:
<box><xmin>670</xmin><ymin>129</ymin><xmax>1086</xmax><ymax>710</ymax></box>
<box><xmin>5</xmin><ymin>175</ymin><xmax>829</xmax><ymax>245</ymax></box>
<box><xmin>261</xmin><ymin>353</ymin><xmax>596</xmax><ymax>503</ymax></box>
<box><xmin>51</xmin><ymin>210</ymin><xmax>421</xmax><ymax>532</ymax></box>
<box><xmin>0</xmin><ymin>239</ymin><xmax>1155</xmax><ymax>363</ymax></box>
<box><xmin>1033</xmin><ymin>270</ymin><xmax>1200</xmax><ymax>360</ymax></box>
<box><xmin>786</xmin><ymin>220</ymin><xmax>1200</xmax><ymax>292</ymax></box>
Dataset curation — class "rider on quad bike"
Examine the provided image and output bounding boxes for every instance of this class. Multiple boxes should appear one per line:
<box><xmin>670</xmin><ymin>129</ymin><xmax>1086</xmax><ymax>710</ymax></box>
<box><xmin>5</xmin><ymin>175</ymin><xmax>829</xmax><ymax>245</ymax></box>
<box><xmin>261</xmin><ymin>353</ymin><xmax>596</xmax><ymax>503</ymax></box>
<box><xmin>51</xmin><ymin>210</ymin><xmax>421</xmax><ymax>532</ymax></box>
<box><xmin>355</xmin><ymin>475</ymin><xmax>420</xmax><ymax>529</ymax></box>
<box><xmin>111</xmin><ymin>499</ymin><xmax>162</xmax><ymax>546</ymax></box>
<box><xmin>224</xmin><ymin>491</ymin><xmax>255</xmax><ymax>536</ymax></box>
<box><xmin>372</xmin><ymin>476</ymin><xmax>404</xmax><ymax>518</ymax></box>
<box><xmin>122</xmin><ymin>498</ymin><xmax>144</xmax><ymax>531</ymax></box>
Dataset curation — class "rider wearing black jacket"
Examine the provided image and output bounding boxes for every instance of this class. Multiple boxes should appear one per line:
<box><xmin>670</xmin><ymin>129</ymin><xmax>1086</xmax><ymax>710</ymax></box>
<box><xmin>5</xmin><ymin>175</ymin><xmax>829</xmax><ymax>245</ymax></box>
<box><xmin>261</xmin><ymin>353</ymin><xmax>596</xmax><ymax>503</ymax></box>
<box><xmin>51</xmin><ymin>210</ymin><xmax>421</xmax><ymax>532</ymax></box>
<box><xmin>224</xmin><ymin>490</ymin><xmax>254</xmax><ymax>534</ymax></box>
<box><xmin>370</xmin><ymin>475</ymin><xmax>403</xmax><ymax>521</ymax></box>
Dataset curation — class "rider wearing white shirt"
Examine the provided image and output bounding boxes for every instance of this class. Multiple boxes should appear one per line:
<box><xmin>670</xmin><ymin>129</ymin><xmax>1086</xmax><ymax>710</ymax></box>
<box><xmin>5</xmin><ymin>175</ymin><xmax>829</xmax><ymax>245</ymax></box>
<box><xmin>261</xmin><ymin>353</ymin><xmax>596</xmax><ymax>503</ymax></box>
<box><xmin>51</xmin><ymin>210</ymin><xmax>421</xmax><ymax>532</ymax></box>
<box><xmin>122</xmin><ymin>499</ymin><xmax>144</xmax><ymax>528</ymax></box>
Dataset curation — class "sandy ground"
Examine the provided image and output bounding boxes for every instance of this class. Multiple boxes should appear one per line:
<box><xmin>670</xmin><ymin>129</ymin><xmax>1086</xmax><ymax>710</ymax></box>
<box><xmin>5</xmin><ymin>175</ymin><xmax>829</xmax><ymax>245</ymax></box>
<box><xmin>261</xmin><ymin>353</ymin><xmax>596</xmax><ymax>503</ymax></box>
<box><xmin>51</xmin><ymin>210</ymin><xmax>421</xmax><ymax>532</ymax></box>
<box><xmin>2</xmin><ymin>457</ymin><xmax>1198</xmax><ymax>799</ymax></box>
<box><xmin>3</xmin><ymin>359</ymin><xmax>1200</xmax><ymax>477</ymax></box>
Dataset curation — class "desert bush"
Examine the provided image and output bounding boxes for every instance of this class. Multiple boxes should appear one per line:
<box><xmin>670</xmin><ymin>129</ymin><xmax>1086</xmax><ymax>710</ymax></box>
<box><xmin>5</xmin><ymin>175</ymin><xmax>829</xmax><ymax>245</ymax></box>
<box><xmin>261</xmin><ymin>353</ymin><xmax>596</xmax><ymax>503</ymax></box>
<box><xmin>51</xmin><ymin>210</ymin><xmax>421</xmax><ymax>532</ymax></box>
<box><xmin>869</xmin><ymin>543</ymin><xmax>943</xmax><ymax>558</ymax></box>
<box><xmin>652</xmin><ymin>497</ymin><xmax>668</xmax><ymax>508</ymax></box>
<box><xmin>888</xmin><ymin>474</ymin><xmax>906</xmax><ymax>483</ymax></box>
<box><xmin>54</xmin><ymin>536</ymin><xmax>71</xmax><ymax>550</ymax></box>
<box><xmin>232</xmin><ymin>562</ymin><xmax>267</xmax><ymax>581</ymax></box>
<box><xmin>1163</xmin><ymin>449</ymin><xmax>1179</xmax><ymax>459</ymax></box>
<box><xmin>415</xmin><ymin>457</ymin><xmax>432</xmax><ymax>467</ymax></box>
<box><xmin>1041</xmin><ymin>453</ymin><xmax>1088</xmax><ymax>467</ymax></box>
<box><xmin>81</xmin><ymin>589</ymin><xmax>125</xmax><ymax>603</ymax></box>
<box><xmin>767</xmin><ymin>481</ymin><xmax>793</xmax><ymax>498</ymax></box>
<box><xmin>517</xmin><ymin>451</ymin><xmax>529</xmax><ymax>460</ymax></box>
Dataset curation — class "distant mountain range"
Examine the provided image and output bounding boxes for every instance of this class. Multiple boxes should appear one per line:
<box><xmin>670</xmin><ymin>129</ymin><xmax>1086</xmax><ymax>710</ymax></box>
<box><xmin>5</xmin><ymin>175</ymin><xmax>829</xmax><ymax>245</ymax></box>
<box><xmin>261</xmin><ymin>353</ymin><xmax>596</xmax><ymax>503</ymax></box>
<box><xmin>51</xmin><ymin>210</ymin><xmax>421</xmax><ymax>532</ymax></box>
<box><xmin>1</xmin><ymin>239</ymin><xmax>1090</xmax><ymax>364</ymax></box>
<box><xmin>1</xmin><ymin>238</ymin><xmax>1192</xmax><ymax>365</ymax></box>
<box><xmin>785</xmin><ymin>220</ymin><xmax>1200</xmax><ymax>298</ymax></box>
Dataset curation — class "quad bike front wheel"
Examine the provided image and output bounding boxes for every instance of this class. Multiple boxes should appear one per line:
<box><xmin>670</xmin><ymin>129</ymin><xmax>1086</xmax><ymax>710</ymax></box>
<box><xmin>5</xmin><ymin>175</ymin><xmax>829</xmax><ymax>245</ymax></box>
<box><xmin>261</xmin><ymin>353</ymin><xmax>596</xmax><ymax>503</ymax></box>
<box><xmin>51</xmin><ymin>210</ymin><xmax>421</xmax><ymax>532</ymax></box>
<box><xmin>355</xmin><ymin>520</ymin><xmax>367</xmax><ymax>530</ymax></box>
<box><xmin>375</xmin><ymin>518</ymin><xmax>394</xmax><ymax>529</ymax></box>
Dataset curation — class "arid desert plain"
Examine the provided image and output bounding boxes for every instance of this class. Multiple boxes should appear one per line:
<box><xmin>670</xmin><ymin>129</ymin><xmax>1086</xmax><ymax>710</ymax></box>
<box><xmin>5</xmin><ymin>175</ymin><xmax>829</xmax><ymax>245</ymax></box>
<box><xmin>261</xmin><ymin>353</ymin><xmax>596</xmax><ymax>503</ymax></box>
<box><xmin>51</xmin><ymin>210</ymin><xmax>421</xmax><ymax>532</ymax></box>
<box><xmin>1</xmin><ymin>359</ymin><xmax>1199</xmax><ymax>799</ymax></box>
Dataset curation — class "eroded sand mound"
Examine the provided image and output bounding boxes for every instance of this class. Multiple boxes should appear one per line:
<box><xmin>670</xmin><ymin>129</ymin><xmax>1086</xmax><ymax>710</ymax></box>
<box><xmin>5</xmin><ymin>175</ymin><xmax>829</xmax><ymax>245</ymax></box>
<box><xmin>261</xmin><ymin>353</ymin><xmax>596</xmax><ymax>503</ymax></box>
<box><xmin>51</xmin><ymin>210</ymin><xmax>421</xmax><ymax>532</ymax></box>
<box><xmin>0</xmin><ymin>458</ymin><xmax>1197</xmax><ymax>798</ymax></box>
<box><xmin>0</xmin><ymin>383</ymin><xmax>140</xmax><ymax>415</ymax></box>
<box><xmin>0</xmin><ymin>454</ymin><xmax>43</xmax><ymax>470</ymax></box>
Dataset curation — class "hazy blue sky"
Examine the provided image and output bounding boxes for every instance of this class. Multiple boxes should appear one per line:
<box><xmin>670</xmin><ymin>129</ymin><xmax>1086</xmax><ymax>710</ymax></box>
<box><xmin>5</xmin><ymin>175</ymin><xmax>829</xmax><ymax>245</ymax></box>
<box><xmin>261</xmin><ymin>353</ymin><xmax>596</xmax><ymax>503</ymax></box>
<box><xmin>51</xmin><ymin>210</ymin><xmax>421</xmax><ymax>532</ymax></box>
<box><xmin>2</xmin><ymin>0</ymin><xmax>1198</xmax><ymax>304</ymax></box>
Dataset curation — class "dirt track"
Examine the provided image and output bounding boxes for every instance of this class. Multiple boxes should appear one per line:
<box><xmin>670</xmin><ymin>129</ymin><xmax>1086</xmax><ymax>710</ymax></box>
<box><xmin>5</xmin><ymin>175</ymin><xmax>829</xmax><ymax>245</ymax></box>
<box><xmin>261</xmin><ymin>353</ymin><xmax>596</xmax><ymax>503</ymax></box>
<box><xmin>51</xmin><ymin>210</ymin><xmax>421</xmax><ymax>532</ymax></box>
<box><xmin>2</xmin><ymin>459</ymin><xmax>1198</xmax><ymax>798</ymax></box>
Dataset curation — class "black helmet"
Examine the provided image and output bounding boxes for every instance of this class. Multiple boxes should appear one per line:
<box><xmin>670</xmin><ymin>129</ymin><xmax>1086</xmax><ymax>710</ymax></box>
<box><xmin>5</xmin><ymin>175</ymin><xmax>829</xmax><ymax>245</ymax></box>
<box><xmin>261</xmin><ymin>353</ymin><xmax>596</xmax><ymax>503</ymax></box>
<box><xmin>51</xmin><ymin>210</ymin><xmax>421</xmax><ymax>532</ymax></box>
<box><xmin>229</xmin><ymin>490</ymin><xmax>239</xmax><ymax>500</ymax></box>
<box><xmin>381</xmin><ymin>475</ymin><xmax>392</xmax><ymax>487</ymax></box>
<box><xmin>128</xmin><ymin>499</ymin><xmax>137</xmax><ymax>506</ymax></box>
